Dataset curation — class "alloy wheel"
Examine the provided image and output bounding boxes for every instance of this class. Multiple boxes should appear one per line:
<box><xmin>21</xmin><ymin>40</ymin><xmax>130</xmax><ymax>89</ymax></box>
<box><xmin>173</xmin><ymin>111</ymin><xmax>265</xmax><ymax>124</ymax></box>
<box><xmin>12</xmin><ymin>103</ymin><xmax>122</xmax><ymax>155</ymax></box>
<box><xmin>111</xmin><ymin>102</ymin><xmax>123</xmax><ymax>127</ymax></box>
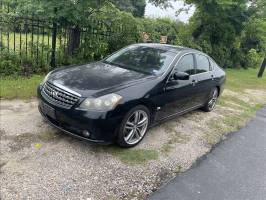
<box><xmin>123</xmin><ymin>110</ymin><xmax>149</xmax><ymax>145</ymax></box>
<box><xmin>208</xmin><ymin>88</ymin><xmax>218</xmax><ymax>110</ymax></box>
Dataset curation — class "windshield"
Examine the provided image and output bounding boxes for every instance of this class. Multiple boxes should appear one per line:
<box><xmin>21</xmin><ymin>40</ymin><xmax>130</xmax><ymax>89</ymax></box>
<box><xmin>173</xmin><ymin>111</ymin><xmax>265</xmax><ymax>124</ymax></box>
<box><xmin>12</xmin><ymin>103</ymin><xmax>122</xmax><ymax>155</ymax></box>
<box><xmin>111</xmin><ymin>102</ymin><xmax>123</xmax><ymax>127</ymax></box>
<box><xmin>104</xmin><ymin>45</ymin><xmax>177</xmax><ymax>75</ymax></box>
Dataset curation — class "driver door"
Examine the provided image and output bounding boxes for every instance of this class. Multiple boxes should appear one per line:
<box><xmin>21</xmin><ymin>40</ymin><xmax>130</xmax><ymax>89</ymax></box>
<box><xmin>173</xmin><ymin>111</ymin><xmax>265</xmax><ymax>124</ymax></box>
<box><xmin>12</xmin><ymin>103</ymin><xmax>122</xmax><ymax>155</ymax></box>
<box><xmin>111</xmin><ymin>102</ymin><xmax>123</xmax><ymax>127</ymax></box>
<box><xmin>155</xmin><ymin>53</ymin><xmax>198</xmax><ymax>120</ymax></box>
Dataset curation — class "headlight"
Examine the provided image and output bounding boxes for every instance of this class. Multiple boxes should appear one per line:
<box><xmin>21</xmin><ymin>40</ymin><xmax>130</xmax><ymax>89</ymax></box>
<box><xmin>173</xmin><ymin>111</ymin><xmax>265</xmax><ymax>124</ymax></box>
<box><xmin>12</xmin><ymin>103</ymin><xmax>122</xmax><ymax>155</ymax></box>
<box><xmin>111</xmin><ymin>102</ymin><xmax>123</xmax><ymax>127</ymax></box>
<box><xmin>41</xmin><ymin>71</ymin><xmax>52</xmax><ymax>85</ymax></box>
<box><xmin>79</xmin><ymin>93</ymin><xmax>122</xmax><ymax>111</ymax></box>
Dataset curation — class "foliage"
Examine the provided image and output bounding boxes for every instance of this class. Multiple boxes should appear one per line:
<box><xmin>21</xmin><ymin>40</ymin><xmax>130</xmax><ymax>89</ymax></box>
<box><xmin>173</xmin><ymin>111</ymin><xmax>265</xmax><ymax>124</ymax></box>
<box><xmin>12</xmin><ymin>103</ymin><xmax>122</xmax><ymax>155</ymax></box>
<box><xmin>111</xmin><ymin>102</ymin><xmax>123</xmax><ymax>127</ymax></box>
<box><xmin>140</xmin><ymin>17</ymin><xmax>181</xmax><ymax>44</ymax></box>
<box><xmin>110</xmin><ymin>0</ymin><xmax>146</xmax><ymax>17</ymax></box>
<box><xmin>240</xmin><ymin>18</ymin><xmax>266</xmax><ymax>54</ymax></box>
<box><xmin>246</xmin><ymin>49</ymin><xmax>263</xmax><ymax>68</ymax></box>
<box><xmin>3</xmin><ymin>0</ymin><xmax>146</xmax><ymax>23</ymax></box>
<box><xmin>0</xmin><ymin>43</ymin><xmax>50</xmax><ymax>76</ymax></box>
<box><xmin>96</xmin><ymin>4</ymin><xmax>143</xmax><ymax>53</ymax></box>
<box><xmin>178</xmin><ymin>0</ymin><xmax>248</xmax><ymax>68</ymax></box>
<box><xmin>0</xmin><ymin>50</ymin><xmax>22</xmax><ymax>76</ymax></box>
<box><xmin>1</xmin><ymin>0</ymin><xmax>266</xmax><ymax>74</ymax></box>
<box><xmin>1</xmin><ymin>1</ymin><xmax>184</xmax><ymax>75</ymax></box>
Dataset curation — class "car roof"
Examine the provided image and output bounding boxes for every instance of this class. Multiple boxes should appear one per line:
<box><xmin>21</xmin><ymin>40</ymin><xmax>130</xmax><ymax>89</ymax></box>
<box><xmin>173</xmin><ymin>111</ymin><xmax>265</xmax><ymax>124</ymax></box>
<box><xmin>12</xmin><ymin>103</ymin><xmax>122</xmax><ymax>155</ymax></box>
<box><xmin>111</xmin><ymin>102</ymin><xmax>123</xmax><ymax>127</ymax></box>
<box><xmin>134</xmin><ymin>43</ymin><xmax>199</xmax><ymax>54</ymax></box>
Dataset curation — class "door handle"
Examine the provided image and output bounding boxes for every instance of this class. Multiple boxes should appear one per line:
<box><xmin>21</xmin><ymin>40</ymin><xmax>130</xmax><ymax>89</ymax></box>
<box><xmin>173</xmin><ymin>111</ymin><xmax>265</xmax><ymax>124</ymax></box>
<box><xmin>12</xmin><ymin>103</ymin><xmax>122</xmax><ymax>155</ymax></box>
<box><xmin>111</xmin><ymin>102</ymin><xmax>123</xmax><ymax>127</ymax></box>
<box><xmin>192</xmin><ymin>80</ymin><xmax>198</xmax><ymax>86</ymax></box>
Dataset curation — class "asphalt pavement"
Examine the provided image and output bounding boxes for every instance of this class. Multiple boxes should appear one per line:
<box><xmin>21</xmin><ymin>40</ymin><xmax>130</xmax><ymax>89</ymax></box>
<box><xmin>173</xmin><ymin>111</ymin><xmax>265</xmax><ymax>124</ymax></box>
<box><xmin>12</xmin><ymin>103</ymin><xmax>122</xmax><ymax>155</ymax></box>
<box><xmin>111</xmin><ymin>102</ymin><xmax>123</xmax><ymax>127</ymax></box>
<box><xmin>149</xmin><ymin>106</ymin><xmax>266</xmax><ymax>200</ymax></box>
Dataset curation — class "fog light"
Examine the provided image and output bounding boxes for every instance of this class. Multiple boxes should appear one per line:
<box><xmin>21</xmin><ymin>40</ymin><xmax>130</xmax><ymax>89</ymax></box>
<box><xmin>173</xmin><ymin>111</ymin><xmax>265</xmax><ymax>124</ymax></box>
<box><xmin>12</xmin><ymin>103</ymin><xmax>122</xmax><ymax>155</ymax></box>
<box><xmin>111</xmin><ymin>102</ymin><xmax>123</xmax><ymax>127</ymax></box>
<box><xmin>82</xmin><ymin>130</ymin><xmax>90</xmax><ymax>137</ymax></box>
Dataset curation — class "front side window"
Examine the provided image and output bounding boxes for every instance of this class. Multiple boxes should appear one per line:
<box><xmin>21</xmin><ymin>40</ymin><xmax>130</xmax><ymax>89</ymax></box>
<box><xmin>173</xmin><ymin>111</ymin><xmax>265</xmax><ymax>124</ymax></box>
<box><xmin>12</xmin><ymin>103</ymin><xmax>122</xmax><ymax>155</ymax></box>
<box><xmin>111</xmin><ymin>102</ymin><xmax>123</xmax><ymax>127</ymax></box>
<box><xmin>175</xmin><ymin>54</ymin><xmax>195</xmax><ymax>75</ymax></box>
<box><xmin>104</xmin><ymin>45</ymin><xmax>177</xmax><ymax>75</ymax></box>
<box><xmin>195</xmin><ymin>54</ymin><xmax>210</xmax><ymax>74</ymax></box>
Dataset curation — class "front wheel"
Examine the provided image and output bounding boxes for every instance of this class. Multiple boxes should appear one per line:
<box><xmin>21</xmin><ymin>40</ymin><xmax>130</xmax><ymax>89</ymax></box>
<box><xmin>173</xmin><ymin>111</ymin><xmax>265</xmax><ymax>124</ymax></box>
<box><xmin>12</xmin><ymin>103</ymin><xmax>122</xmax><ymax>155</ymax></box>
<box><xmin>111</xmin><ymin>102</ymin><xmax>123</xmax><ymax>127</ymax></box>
<box><xmin>201</xmin><ymin>87</ymin><xmax>219</xmax><ymax>112</ymax></box>
<box><xmin>116</xmin><ymin>105</ymin><xmax>150</xmax><ymax>148</ymax></box>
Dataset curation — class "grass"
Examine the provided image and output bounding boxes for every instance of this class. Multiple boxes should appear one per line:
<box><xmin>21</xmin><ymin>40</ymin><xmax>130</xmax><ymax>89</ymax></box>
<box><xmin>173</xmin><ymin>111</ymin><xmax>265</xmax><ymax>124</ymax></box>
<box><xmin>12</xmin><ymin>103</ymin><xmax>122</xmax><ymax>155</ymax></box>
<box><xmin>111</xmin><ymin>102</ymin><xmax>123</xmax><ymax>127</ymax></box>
<box><xmin>202</xmin><ymin>68</ymin><xmax>266</xmax><ymax>145</ymax></box>
<box><xmin>225</xmin><ymin>68</ymin><xmax>266</xmax><ymax>91</ymax></box>
<box><xmin>2</xmin><ymin>32</ymin><xmax>66</xmax><ymax>50</ymax></box>
<box><xmin>161</xmin><ymin>124</ymin><xmax>190</xmax><ymax>154</ymax></box>
<box><xmin>0</xmin><ymin>75</ymin><xmax>44</xmax><ymax>99</ymax></box>
<box><xmin>204</xmin><ymin>102</ymin><xmax>263</xmax><ymax>145</ymax></box>
<box><xmin>109</xmin><ymin>147</ymin><xmax>159</xmax><ymax>164</ymax></box>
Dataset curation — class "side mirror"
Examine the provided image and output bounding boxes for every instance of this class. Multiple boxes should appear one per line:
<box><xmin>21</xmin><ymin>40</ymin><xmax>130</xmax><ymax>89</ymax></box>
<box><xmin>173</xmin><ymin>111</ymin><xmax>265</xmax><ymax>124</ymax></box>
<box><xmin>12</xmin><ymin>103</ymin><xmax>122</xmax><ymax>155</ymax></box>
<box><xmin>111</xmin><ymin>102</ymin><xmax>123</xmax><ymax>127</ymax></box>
<box><xmin>173</xmin><ymin>72</ymin><xmax>190</xmax><ymax>80</ymax></box>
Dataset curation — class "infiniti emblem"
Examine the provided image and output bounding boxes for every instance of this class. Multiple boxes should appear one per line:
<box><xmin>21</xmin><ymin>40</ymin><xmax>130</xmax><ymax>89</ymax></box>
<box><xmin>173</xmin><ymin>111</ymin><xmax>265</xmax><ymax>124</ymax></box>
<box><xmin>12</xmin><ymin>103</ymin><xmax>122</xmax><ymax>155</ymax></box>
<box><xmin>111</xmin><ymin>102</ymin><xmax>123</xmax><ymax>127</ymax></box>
<box><xmin>52</xmin><ymin>90</ymin><xmax>58</xmax><ymax>98</ymax></box>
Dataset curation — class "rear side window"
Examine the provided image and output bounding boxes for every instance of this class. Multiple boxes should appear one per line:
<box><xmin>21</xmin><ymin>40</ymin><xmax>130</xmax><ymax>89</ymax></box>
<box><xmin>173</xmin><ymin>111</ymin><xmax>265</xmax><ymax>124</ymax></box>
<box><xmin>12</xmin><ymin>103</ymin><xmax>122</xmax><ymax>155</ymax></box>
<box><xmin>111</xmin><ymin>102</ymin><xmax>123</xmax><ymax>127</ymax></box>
<box><xmin>209</xmin><ymin>58</ymin><xmax>218</xmax><ymax>71</ymax></box>
<box><xmin>195</xmin><ymin>54</ymin><xmax>210</xmax><ymax>73</ymax></box>
<box><xmin>175</xmin><ymin>54</ymin><xmax>195</xmax><ymax>75</ymax></box>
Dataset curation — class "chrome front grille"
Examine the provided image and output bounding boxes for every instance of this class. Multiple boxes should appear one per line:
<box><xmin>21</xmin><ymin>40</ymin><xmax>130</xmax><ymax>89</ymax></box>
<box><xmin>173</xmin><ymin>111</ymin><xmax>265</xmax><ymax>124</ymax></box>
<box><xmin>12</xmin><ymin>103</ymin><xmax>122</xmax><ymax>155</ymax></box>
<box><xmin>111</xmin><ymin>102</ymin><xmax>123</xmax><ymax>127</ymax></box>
<box><xmin>41</xmin><ymin>82</ymin><xmax>80</xmax><ymax>109</ymax></box>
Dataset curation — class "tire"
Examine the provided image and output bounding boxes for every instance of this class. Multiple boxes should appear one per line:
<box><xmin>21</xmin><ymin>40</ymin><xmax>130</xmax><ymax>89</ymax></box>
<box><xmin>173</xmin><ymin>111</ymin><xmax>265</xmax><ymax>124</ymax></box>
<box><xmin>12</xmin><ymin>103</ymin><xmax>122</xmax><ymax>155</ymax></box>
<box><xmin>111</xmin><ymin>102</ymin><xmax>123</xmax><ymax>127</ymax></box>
<box><xmin>116</xmin><ymin>105</ymin><xmax>150</xmax><ymax>148</ymax></box>
<box><xmin>201</xmin><ymin>87</ymin><xmax>219</xmax><ymax>112</ymax></box>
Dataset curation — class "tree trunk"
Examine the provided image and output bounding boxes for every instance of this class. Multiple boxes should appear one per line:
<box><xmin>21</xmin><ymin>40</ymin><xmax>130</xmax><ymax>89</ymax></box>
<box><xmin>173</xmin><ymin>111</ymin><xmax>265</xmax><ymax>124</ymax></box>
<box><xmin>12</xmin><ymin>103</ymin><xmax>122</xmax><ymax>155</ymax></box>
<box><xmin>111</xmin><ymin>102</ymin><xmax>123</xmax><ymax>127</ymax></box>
<box><xmin>258</xmin><ymin>58</ymin><xmax>266</xmax><ymax>78</ymax></box>
<box><xmin>68</xmin><ymin>26</ymin><xmax>81</xmax><ymax>54</ymax></box>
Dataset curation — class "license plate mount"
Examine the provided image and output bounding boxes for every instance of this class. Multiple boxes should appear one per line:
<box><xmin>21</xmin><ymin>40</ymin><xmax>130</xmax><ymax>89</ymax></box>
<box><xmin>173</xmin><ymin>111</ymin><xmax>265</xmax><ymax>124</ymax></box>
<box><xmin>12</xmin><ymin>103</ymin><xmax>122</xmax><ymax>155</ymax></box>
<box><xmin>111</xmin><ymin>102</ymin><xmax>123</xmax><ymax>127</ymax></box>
<box><xmin>42</xmin><ymin>102</ymin><xmax>56</xmax><ymax>119</ymax></box>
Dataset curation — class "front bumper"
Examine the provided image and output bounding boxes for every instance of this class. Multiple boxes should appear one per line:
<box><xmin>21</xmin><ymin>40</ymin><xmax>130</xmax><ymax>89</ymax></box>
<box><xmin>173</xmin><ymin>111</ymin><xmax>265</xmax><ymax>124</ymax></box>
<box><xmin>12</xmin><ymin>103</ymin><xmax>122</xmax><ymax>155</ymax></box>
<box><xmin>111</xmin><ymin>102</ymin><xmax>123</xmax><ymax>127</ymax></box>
<box><xmin>37</xmin><ymin>85</ymin><xmax>123</xmax><ymax>144</ymax></box>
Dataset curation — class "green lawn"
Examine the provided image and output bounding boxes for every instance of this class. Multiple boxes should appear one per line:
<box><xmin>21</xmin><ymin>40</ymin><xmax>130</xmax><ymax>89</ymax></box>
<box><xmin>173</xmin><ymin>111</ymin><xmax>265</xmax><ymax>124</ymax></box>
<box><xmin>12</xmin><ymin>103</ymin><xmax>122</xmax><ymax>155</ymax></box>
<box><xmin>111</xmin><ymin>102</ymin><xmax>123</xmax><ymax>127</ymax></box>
<box><xmin>0</xmin><ymin>68</ymin><xmax>265</xmax><ymax>99</ymax></box>
<box><xmin>1</xmin><ymin>32</ymin><xmax>66</xmax><ymax>51</ymax></box>
<box><xmin>0</xmin><ymin>75</ymin><xmax>44</xmax><ymax>99</ymax></box>
<box><xmin>225</xmin><ymin>68</ymin><xmax>266</xmax><ymax>91</ymax></box>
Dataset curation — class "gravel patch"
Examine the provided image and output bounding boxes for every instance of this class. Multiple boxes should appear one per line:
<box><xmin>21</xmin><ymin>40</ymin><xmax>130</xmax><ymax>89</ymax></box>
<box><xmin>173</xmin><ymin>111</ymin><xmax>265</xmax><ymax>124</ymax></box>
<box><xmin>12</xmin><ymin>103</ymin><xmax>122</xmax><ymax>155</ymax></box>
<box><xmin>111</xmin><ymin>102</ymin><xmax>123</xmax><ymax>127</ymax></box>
<box><xmin>1</xmin><ymin>89</ymin><xmax>265</xmax><ymax>200</ymax></box>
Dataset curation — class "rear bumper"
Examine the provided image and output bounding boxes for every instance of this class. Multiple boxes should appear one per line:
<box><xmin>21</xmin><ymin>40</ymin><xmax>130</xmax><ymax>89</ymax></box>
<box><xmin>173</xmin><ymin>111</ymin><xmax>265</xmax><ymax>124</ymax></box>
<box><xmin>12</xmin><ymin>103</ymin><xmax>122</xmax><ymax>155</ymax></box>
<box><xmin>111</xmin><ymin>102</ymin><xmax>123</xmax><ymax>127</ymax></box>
<box><xmin>37</xmin><ymin>85</ymin><xmax>123</xmax><ymax>144</ymax></box>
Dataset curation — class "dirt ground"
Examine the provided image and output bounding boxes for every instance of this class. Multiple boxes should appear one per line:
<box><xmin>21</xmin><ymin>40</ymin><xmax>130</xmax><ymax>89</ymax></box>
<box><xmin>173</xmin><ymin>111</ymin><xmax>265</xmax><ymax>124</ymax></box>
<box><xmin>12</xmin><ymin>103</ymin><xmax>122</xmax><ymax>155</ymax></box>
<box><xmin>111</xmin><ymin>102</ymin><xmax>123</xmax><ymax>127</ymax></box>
<box><xmin>1</xmin><ymin>88</ymin><xmax>266</xmax><ymax>200</ymax></box>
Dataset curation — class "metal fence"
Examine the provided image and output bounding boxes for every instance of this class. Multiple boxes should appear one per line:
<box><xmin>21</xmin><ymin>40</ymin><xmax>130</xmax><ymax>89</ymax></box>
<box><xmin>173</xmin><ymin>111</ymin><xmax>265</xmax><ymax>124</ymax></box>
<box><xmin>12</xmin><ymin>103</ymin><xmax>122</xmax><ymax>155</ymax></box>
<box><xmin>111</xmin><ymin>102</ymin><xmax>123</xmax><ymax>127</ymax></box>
<box><xmin>0</xmin><ymin>2</ymin><xmax>179</xmax><ymax>74</ymax></box>
<box><xmin>0</xmin><ymin>2</ymin><xmax>114</xmax><ymax>69</ymax></box>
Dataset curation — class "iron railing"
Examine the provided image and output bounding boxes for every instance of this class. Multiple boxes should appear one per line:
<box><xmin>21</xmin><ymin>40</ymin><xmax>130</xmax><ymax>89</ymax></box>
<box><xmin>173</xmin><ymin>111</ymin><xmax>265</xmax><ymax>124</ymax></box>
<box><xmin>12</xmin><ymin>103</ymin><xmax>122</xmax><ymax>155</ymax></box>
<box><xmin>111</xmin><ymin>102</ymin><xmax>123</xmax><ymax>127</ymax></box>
<box><xmin>0</xmin><ymin>2</ymin><xmax>114</xmax><ymax>69</ymax></box>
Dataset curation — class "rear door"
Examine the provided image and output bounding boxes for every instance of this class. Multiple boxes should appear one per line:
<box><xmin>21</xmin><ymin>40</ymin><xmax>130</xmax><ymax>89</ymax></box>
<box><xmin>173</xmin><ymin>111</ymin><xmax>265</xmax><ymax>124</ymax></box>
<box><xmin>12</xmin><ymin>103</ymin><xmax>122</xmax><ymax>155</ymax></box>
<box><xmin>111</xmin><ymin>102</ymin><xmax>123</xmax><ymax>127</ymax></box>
<box><xmin>193</xmin><ymin>54</ymin><xmax>215</xmax><ymax>105</ymax></box>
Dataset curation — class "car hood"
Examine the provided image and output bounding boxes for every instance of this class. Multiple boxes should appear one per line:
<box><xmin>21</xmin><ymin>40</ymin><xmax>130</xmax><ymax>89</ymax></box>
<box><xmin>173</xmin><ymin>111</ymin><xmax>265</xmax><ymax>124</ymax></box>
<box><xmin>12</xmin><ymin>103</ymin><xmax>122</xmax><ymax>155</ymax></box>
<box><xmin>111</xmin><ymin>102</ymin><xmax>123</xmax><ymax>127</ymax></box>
<box><xmin>48</xmin><ymin>62</ymin><xmax>153</xmax><ymax>97</ymax></box>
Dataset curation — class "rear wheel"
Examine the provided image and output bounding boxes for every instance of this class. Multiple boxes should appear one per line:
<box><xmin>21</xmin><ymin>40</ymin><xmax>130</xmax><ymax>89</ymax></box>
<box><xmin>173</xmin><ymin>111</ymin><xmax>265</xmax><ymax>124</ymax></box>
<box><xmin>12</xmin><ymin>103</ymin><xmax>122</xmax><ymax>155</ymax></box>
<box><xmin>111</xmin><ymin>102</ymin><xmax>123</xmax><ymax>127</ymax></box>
<box><xmin>116</xmin><ymin>105</ymin><xmax>150</xmax><ymax>147</ymax></box>
<box><xmin>201</xmin><ymin>87</ymin><xmax>219</xmax><ymax>112</ymax></box>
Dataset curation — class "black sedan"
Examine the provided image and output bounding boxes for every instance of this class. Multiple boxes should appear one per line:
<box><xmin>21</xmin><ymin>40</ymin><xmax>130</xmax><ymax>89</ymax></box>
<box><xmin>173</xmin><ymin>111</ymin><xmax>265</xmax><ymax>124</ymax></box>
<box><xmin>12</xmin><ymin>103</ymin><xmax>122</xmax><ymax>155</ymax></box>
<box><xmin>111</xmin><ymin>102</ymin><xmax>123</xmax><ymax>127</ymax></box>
<box><xmin>38</xmin><ymin>43</ymin><xmax>226</xmax><ymax>147</ymax></box>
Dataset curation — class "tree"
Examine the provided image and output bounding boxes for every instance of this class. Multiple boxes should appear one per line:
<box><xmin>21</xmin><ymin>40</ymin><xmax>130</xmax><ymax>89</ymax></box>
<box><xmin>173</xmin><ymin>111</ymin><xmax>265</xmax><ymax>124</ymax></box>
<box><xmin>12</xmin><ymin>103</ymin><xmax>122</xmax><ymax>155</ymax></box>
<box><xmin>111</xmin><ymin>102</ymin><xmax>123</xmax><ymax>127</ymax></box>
<box><xmin>140</xmin><ymin>17</ymin><xmax>182</xmax><ymax>44</ymax></box>
<box><xmin>4</xmin><ymin>0</ymin><xmax>265</xmax><ymax>69</ymax></box>
<box><xmin>4</xmin><ymin>0</ymin><xmax>147</xmax><ymax>52</ymax></box>
<box><xmin>111</xmin><ymin>0</ymin><xmax>146</xmax><ymax>17</ymax></box>
<box><xmin>176</xmin><ymin>0</ymin><xmax>252</xmax><ymax>67</ymax></box>
<box><xmin>148</xmin><ymin>0</ymin><xmax>176</xmax><ymax>8</ymax></box>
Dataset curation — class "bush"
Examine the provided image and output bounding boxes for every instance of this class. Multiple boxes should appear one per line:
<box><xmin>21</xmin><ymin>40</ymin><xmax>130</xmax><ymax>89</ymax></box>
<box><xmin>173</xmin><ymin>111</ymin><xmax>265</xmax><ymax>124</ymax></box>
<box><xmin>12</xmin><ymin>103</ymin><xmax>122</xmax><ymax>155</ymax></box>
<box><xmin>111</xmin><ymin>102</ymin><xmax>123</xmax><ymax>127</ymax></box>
<box><xmin>0</xmin><ymin>44</ymin><xmax>50</xmax><ymax>76</ymax></box>
<box><xmin>246</xmin><ymin>49</ymin><xmax>263</xmax><ymax>68</ymax></box>
<box><xmin>0</xmin><ymin>50</ymin><xmax>21</xmax><ymax>76</ymax></box>
<box><xmin>140</xmin><ymin>17</ymin><xmax>180</xmax><ymax>44</ymax></box>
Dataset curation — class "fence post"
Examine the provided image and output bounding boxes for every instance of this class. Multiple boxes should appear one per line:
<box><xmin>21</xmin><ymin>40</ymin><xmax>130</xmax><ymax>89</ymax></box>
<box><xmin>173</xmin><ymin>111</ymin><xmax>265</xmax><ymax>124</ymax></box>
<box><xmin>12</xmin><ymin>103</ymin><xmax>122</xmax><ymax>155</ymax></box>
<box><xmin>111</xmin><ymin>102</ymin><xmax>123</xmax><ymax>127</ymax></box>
<box><xmin>50</xmin><ymin>8</ymin><xmax>57</xmax><ymax>68</ymax></box>
<box><xmin>258</xmin><ymin>58</ymin><xmax>266</xmax><ymax>78</ymax></box>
